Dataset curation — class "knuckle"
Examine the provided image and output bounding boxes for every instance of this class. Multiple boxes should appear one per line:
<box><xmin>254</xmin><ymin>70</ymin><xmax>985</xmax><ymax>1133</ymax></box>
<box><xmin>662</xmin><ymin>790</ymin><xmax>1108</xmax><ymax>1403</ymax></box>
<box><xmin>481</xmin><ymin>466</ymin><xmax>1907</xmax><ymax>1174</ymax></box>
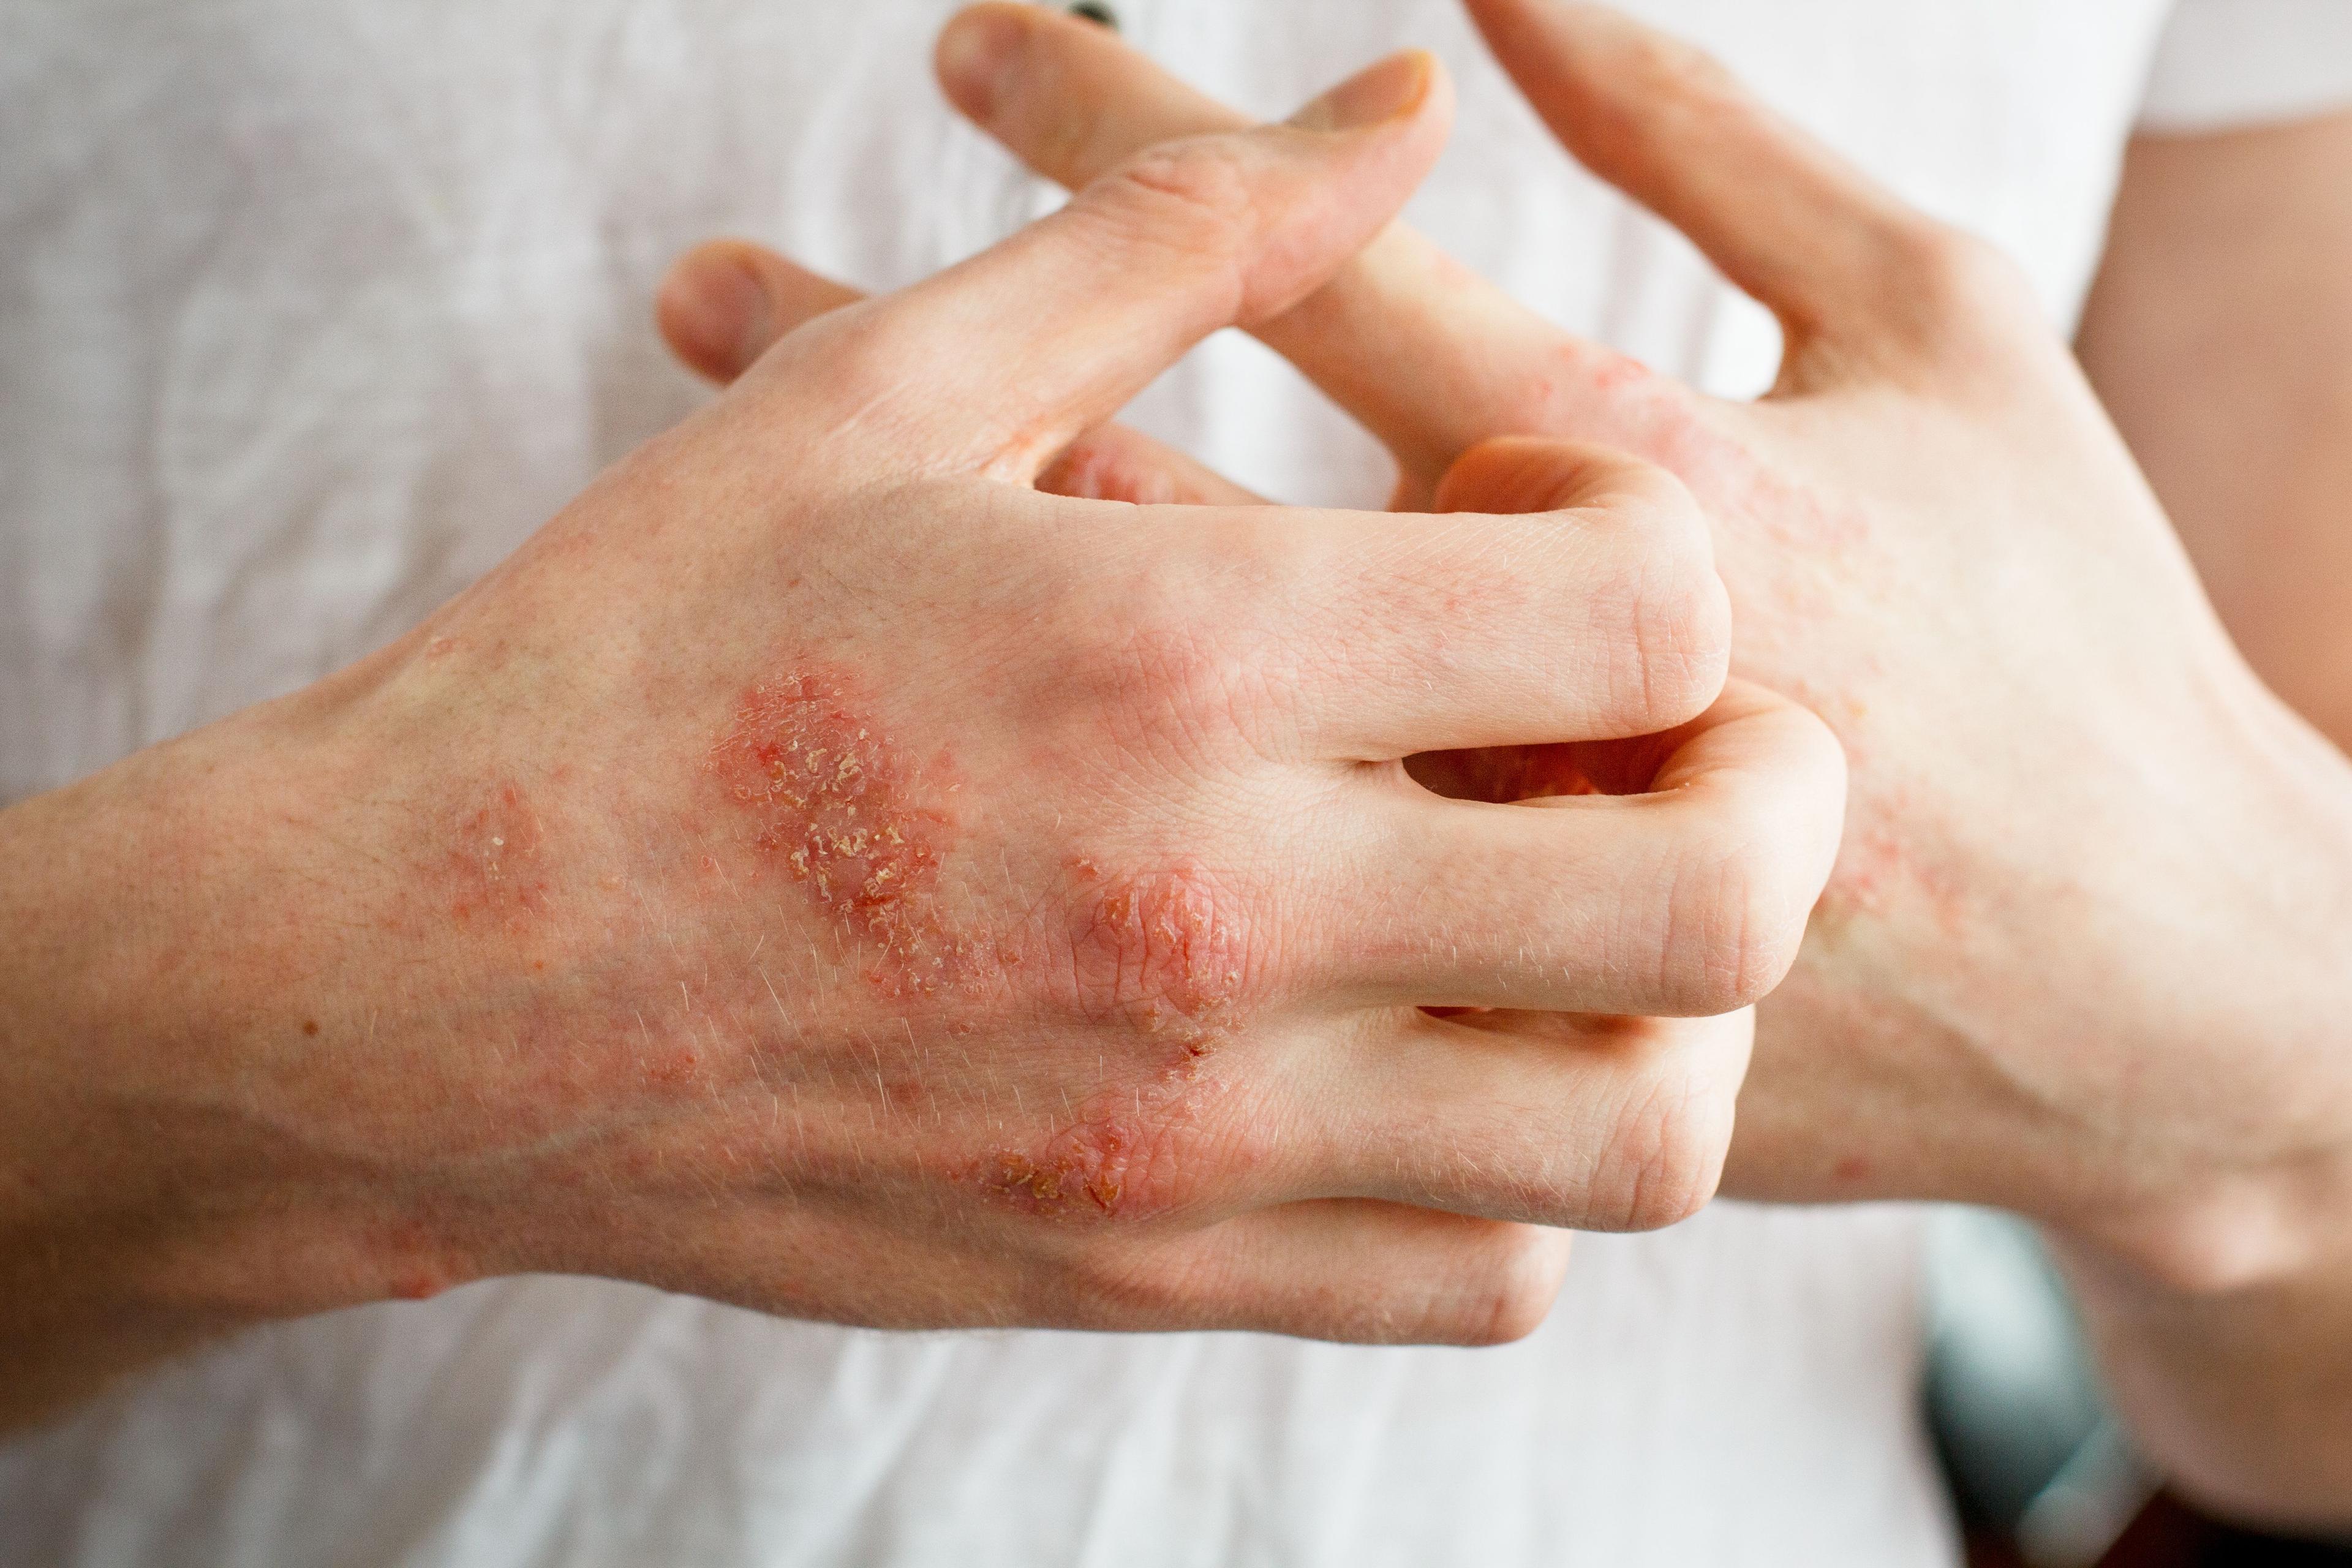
<box><xmin>1626</xmin><ymin>29</ymin><xmax>1746</xmax><ymax>121</ymax></box>
<box><xmin>2099</xmin><ymin>1188</ymin><xmax>2313</xmax><ymax>1298</ymax></box>
<box><xmin>1086</xmin><ymin>618</ymin><xmax>1267</xmax><ymax>761</ymax></box>
<box><xmin>1605</xmin><ymin>526</ymin><xmax>1730</xmax><ymax>730</ymax></box>
<box><xmin>1067</xmin><ymin>554</ymin><xmax>1306</xmax><ymax>766</ymax></box>
<box><xmin>1882</xmin><ymin>222</ymin><xmax>2041</xmax><ymax>347</ymax></box>
<box><xmin>987</xmin><ymin>1104</ymin><xmax>1203</xmax><ymax>1227</ymax></box>
<box><xmin>1055</xmin><ymin>862</ymin><xmax>1264</xmax><ymax>1038</ymax></box>
<box><xmin>788</xmin><ymin>304</ymin><xmax>935</xmax><ymax>427</ymax></box>
<box><xmin>1656</xmin><ymin>818</ymin><xmax>1811</xmax><ymax>1013</ymax></box>
<box><xmin>1077</xmin><ymin>138</ymin><xmax>1262</xmax><ymax>307</ymax></box>
<box><xmin>1615</xmin><ymin>36</ymin><xmax>1759</xmax><ymax>170</ymax></box>
<box><xmin>1444</xmin><ymin>1227</ymin><xmax>1572</xmax><ymax>1346</ymax></box>
<box><xmin>1595</xmin><ymin>1065</ymin><xmax>1736</xmax><ymax>1232</ymax></box>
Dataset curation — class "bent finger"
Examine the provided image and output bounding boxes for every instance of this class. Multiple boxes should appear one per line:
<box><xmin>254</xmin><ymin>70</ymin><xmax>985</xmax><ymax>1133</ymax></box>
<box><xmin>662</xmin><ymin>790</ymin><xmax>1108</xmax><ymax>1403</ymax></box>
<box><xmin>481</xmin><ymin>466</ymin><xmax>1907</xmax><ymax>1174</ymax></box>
<box><xmin>1335</xmin><ymin>680</ymin><xmax>1847</xmax><ymax>1015</ymax></box>
<box><xmin>1294</xmin><ymin>1008</ymin><xmax>1752</xmax><ymax>1232</ymax></box>
<box><xmin>656</xmin><ymin>238</ymin><xmax>860</xmax><ymax>385</ymax></box>
<box><xmin>1077</xmin><ymin>1198</ymin><xmax>1572</xmax><ymax>1345</ymax></box>
<box><xmin>1068</xmin><ymin>453</ymin><xmax>1728</xmax><ymax>761</ymax></box>
<box><xmin>1037</xmin><ymin>424</ymin><xmax>1267</xmax><ymax>507</ymax></box>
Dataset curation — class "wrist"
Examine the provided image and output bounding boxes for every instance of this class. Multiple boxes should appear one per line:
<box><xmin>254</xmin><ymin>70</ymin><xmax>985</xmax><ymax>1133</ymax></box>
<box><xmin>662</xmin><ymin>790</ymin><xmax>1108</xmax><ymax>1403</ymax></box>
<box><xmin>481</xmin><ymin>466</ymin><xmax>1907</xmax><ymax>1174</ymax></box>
<box><xmin>0</xmin><ymin>705</ymin><xmax>486</xmax><ymax>1360</ymax></box>
<box><xmin>2030</xmin><ymin>663</ymin><xmax>2352</xmax><ymax>1292</ymax></box>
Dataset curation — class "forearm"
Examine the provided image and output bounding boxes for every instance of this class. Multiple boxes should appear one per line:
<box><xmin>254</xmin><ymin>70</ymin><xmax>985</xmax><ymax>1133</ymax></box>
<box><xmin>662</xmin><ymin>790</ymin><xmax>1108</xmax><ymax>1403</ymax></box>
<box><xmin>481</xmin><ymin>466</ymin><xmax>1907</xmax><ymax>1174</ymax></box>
<box><xmin>0</xmin><ymin>706</ymin><xmax>407</xmax><ymax>1429</ymax></box>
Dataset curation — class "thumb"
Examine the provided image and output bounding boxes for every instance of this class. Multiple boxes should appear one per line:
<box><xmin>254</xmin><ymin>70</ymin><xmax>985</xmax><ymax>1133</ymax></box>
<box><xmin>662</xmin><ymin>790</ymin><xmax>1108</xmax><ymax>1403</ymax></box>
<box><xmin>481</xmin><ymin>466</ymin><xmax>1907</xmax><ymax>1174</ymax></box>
<box><xmin>1462</xmin><ymin>0</ymin><xmax>1997</xmax><ymax>367</ymax></box>
<box><xmin>655</xmin><ymin>239</ymin><xmax>859</xmax><ymax>385</ymax></box>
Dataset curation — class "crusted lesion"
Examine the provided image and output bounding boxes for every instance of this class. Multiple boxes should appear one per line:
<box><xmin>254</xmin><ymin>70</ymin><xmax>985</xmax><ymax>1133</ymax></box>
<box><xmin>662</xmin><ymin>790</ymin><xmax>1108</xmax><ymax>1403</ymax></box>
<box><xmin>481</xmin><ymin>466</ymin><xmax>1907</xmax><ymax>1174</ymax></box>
<box><xmin>445</xmin><ymin>780</ymin><xmax>552</xmax><ymax>933</ymax></box>
<box><xmin>709</xmin><ymin>667</ymin><xmax>982</xmax><ymax>998</ymax></box>
<box><xmin>979</xmin><ymin>1090</ymin><xmax>1205</xmax><ymax>1222</ymax></box>
<box><xmin>1065</xmin><ymin>861</ymin><xmax>1249</xmax><ymax>1050</ymax></box>
<box><xmin>990</xmin><ymin>1142</ymin><xmax>1131</xmax><ymax>1216</ymax></box>
<box><xmin>974</xmin><ymin>861</ymin><xmax>1257</xmax><ymax>1221</ymax></box>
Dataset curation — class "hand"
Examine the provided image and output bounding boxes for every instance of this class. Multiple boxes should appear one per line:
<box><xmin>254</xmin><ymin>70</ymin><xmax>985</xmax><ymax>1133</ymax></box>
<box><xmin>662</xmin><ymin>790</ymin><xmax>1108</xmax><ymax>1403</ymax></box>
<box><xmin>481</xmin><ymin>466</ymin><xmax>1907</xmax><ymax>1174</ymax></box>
<box><xmin>679</xmin><ymin>0</ymin><xmax>2352</xmax><ymax>1294</ymax></box>
<box><xmin>0</xmin><ymin>47</ymin><xmax>1848</xmax><ymax>1419</ymax></box>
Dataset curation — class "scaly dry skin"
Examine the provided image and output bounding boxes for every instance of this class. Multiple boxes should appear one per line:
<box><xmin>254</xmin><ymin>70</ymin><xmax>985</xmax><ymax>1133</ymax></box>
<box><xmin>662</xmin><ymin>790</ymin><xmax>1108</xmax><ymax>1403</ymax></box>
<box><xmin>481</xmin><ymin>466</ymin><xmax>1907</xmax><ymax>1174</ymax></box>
<box><xmin>710</xmin><ymin>667</ymin><xmax>978</xmax><ymax>998</ymax></box>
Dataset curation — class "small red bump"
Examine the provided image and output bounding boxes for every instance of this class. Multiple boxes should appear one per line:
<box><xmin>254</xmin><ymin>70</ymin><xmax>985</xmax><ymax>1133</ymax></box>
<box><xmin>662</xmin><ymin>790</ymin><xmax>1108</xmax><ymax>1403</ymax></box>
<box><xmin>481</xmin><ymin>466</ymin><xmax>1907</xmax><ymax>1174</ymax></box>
<box><xmin>644</xmin><ymin>1047</ymin><xmax>699</xmax><ymax>1087</ymax></box>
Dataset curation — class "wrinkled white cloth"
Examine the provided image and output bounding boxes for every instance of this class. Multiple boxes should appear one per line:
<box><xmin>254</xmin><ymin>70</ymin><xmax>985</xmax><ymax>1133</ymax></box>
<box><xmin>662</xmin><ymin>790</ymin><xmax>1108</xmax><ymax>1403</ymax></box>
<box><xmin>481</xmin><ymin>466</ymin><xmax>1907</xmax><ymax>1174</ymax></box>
<box><xmin>4</xmin><ymin>2</ymin><xmax>2350</xmax><ymax>1564</ymax></box>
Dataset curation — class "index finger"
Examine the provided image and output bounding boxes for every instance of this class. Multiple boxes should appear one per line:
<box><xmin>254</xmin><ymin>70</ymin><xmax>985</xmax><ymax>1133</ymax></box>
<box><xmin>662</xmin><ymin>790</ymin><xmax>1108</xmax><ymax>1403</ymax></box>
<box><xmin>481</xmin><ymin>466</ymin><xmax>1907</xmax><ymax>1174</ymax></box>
<box><xmin>933</xmin><ymin>1</ymin><xmax>1643</xmax><ymax>492</ymax></box>
<box><xmin>791</xmin><ymin>37</ymin><xmax>1452</xmax><ymax>483</ymax></box>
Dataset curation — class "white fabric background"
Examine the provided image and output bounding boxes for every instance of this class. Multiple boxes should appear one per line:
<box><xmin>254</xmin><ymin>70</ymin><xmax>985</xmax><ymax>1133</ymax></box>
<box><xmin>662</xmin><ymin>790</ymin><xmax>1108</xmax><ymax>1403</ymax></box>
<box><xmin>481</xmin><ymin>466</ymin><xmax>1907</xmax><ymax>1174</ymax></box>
<box><xmin>2</xmin><ymin>2</ymin><xmax>2349</xmax><ymax>1564</ymax></box>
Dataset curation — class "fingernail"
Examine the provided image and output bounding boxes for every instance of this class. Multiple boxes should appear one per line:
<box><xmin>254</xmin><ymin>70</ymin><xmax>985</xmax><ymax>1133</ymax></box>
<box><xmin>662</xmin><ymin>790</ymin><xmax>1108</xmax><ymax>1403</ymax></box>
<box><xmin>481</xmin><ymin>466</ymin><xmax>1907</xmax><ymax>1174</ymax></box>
<box><xmin>663</xmin><ymin>248</ymin><xmax>772</xmax><ymax>373</ymax></box>
<box><xmin>936</xmin><ymin>6</ymin><xmax>1027</xmax><ymax>123</ymax></box>
<box><xmin>1287</xmin><ymin>50</ymin><xmax>1434</xmax><ymax>132</ymax></box>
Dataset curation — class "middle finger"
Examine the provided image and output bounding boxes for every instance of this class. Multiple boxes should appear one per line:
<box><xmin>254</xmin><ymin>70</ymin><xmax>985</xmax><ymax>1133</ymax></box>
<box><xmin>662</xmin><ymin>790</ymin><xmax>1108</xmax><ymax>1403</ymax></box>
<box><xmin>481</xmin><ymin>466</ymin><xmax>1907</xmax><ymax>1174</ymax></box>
<box><xmin>935</xmin><ymin>1</ymin><xmax>1693</xmax><ymax>496</ymax></box>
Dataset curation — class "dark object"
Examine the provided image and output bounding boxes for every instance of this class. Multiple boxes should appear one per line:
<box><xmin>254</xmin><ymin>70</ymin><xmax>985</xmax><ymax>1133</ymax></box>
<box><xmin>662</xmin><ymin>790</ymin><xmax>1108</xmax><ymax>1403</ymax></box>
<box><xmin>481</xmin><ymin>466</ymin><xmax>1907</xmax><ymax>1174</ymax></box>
<box><xmin>1069</xmin><ymin>1</ymin><xmax>1119</xmax><ymax>29</ymax></box>
<box><xmin>1970</xmin><ymin>1493</ymin><xmax>2352</xmax><ymax>1568</ymax></box>
<box><xmin>2105</xmin><ymin>1494</ymin><xmax>2352</xmax><ymax>1568</ymax></box>
<box><xmin>1926</xmin><ymin>1211</ymin><xmax>2351</xmax><ymax>1568</ymax></box>
<box><xmin>1926</xmin><ymin>1210</ymin><xmax>2154</xmax><ymax>1562</ymax></box>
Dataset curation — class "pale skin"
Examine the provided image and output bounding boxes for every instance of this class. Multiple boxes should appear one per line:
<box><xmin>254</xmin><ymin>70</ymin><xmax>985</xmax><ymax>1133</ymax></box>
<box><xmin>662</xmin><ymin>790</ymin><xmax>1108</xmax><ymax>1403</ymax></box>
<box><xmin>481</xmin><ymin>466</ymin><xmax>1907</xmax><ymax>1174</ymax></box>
<box><xmin>0</xmin><ymin>57</ymin><xmax>1850</xmax><ymax>1426</ymax></box>
<box><xmin>654</xmin><ymin>0</ymin><xmax>2352</xmax><ymax>1532</ymax></box>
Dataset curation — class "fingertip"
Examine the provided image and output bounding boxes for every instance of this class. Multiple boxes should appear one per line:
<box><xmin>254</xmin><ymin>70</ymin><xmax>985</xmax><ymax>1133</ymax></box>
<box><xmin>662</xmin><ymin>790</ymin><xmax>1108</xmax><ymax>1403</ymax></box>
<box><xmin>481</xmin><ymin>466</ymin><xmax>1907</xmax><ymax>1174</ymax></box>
<box><xmin>655</xmin><ymin>239</ymin><xmax>773</xmax><ymax>385</ymax></box>
<box><xmin>935</xmin><ymin>2</ymin><xmax>1034</xmax><ymax>124</ymax></box>
<box><xmin>1286</xmin><ymin>48</ymin><xmax>1441</xmax><ymax>134</ymax></box>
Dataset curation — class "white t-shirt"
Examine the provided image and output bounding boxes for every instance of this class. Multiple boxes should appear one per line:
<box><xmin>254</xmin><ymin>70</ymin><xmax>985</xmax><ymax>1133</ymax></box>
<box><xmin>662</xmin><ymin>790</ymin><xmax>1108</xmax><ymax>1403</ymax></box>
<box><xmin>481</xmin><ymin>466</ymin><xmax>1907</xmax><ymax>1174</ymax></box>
<box><xmin>2</xmin><ymin>2</ymin><xmax>2348</xmax><ymax>1564</ymax></box>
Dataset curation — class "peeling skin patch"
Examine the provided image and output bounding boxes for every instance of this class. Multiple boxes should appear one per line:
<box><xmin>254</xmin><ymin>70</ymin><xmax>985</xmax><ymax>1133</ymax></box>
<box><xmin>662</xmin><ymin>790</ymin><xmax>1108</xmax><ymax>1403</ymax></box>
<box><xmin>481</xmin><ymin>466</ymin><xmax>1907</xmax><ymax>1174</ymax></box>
<box><xmin>990</xmin><ymin>1124</ymin><xmax>1139</xmax><ymax>1216</ymax></box>
<box><xmin>1069</xmin><ymin>864</ymin><xmax>1247</xmax><ymax>1050</ymax></box>
<box><xmin>710</xmin><ymin>666</ymin><xmax>978</xmax><ymax>998</ymax></box>
<box><xmin>981</xmin><ymin>1078</ymin><xmax>1209</xmax><ymax>1221</ymax></box>
<box><xmin>978</xmin><ymin>865</ymin><xmax>1249</xmax><ymax>1220</ymax></box>
<box><xmin>446</xmin><ymin>781</ymin><xmax>550</xmax><ymax>932</ymax></box>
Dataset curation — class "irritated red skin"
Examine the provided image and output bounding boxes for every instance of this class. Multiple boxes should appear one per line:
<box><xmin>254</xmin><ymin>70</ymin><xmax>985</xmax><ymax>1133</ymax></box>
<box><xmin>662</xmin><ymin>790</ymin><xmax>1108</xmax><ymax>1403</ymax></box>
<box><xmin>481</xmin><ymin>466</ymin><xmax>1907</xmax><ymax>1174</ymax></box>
<box><xmin>443</xmin><ymin>781</ymin><xmax>549</xmax><ymax>933</ymax></box>
<box><xmin>706</xmin><ymin>665</ymin><xmax>1256</xmax><ymax>1221</ymax></box>
<box><xmin>982</xmin><ymin>862</ymin><xmax>1249</xmax><ymax>1219</ymax></box>
<box><xmin>1066</xmin><ymin>862</ymin><xmax>1246</xmax><ymax>1044</ymax></box>
<box><xmin>708</xmin><ymin>666</ymin><xmax>979</xmax><ymax>999</ymax></box>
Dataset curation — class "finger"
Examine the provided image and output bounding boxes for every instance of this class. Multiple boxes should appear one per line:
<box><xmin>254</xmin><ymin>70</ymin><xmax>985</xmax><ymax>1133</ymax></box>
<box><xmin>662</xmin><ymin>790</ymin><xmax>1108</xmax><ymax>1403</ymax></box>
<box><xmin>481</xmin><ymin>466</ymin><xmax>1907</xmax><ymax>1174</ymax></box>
<box><xmin>1294</xmin><ymin>1008</ymin><xmax>1752</xmax><ymax>1233</ymax></box>
<box><xmin>1079</xmin><ymin>1199</ymin><xmax>1570</xmax><ymax>1345</ymax></box>
<box><xmin>1462</xmin><ymin>0</ymin><xmax>1977</xmax><ymax>358</ymax></box>
<box><xmin>937</xmin><ymin>1</ymin><xmax>1622</xmax><ymax>489</ymax></box>
<box><xmin>656</xmin><ymin>238</ymin><xmax>859</xmax><ymax>385</ymax></box>
<box><xmin>1086</xmin><ymin>448</ymin><xmax>1728</xmax><ymax>756</ymax></box>
<box><xmin>1336</xmin><ymin>680</ymin><xmax>1847</xmax><ymax>1015</ymax></box>
<box><xmin>658</xmin><ymin>239</ymin><xmax>1267</xmax><ymax>504</ymax></box>
<box><xmin>809</xmin><ymin>40</ymin><xmax>1451</xmax><ymax>480</ymax></box>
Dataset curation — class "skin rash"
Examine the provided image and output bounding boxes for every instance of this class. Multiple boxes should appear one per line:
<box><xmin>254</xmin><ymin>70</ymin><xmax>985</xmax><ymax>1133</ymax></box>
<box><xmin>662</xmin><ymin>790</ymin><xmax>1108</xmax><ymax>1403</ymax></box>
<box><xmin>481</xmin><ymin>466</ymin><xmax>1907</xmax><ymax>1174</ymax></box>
<box><xmin>709</xmin><ymin>665</ymin><xmax>981</xmax><ymax>999</ymax></box>
<box><xmin>707</xmin><ymin>663</ymin><xmax>1247</xmax><ymax>1218</ymax></box>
